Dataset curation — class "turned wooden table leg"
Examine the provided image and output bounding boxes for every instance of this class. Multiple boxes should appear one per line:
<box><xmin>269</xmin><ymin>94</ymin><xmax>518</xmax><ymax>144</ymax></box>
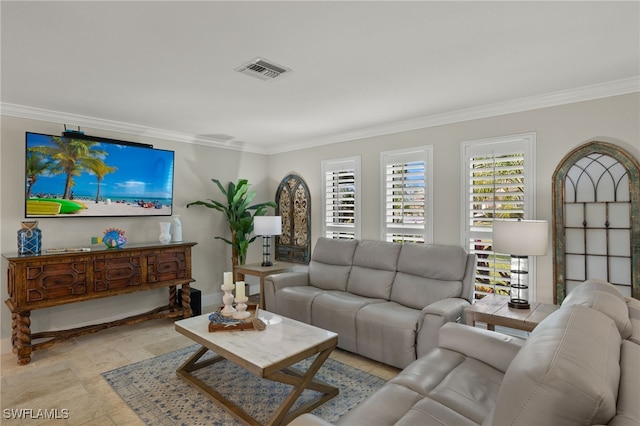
<box><xmin>12</xmin><ymin>311</ymin><xmax>32</xmax><ymax>365</ymax></box>
<box><xmin>11</xmin><ymin>312</ymin><xmax>18</xmax><ymax>350</ymax></box>
<box><xmin>181</xmin><ymin>284</ymin><xmax>192</xmax><ymax>317</ymax></box>
<box><xmin>169</xmin><ymin>285</ymin><xmax>177</xmax><ymax>306</ymax></box>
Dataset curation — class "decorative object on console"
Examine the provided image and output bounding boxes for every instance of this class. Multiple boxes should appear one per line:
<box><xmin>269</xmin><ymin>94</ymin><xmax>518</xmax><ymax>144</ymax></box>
<box><xmin>186</xmin><ymin>178</ymin><xmax>276</xmax><ymax>270</ymax></box>
<box><xmin>253</xmin><ymin>215</ymin><xmax>282</xmax><ymax>267</ymax></box>
<box><xmin>159</xmin><ymin>222</ymin><xmax>171</xmax><ymax>244</ymax></box>
<box><xmin>17</xmin><ymin>221</ymin><xmax>42</xmax><ymax>255</ymax></box>
<box><xmin>492</xmin><ymin>219</ymin><xmax>549</xmax><ymax>309</ymax></box>
<box><xmin>171</xmin><ymin>215</ymin><xmax>183</xmax><ymax>242</ymax></box>
<box><xmin>102</xmin><ymin>227</ymin><xmax>127</xmax><ymax>248</ymax></box>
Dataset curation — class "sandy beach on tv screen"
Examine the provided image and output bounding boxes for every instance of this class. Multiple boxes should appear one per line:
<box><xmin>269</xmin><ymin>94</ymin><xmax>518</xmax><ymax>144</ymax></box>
<box><xmin>69</xmin><ymin>200</ymin><xmax>171</xmax><ymax>216</ymax></box>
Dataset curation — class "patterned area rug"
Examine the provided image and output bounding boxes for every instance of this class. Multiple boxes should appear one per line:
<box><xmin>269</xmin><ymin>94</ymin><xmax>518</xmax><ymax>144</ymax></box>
<box><xmin>103</xmin><ymin>345</ymin><xmax>386</xmax><ymax>426</ymax></box>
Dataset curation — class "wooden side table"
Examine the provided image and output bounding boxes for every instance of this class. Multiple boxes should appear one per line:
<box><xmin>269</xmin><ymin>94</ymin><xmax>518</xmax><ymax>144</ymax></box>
<box><xmin>234</xmin><ymin>261</ymin><xmax>296</xmax><ymax>309</ymax></box>
<box><xmin>465</xmin><ymin>294</ymin><xmax>559</xmax><ymax>333</ymax></box>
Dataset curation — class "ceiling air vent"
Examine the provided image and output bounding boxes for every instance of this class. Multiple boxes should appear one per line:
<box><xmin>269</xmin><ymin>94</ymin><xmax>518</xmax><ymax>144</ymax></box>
<box><xmin>235</xmin><ymin>57</ymin><xmax>291</xmax><ymax>81</ymax></box>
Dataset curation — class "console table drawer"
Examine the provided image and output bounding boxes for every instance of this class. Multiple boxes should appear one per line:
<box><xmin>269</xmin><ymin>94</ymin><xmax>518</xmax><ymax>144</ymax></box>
<box><xmin>94</xmin><ymin>255</ymin><xmax>142</xmax><ymax>291</ymax></box>
<box><xmin>26</xmin><ymin>261</ymin><xmax>88</xmax><ymax>302</ymax></box>
<box><xmin>147</xmin><ymin>250</ymin><xmax>188</xmax><ymax>282</ymax></box>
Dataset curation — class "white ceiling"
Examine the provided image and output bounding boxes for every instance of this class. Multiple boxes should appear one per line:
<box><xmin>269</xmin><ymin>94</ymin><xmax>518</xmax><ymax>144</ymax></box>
<box><xmin>2</xmin><ymin>1</ymin><xmax>639</xmax><ymax>154</ymax></box>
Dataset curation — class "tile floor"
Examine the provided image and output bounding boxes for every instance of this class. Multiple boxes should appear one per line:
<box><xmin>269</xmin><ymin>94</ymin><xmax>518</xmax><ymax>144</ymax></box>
<box><xmin>1</xmin><ymin>311</ymin><xmax>400</xmax><ymax>425</ymax></box>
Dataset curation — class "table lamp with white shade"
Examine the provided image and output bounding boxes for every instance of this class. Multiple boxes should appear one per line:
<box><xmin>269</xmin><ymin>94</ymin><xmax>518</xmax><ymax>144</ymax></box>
<box><xmin>253</xmin><ymin>216</ymin><xmax>282</xmax><ymax>267</ymax></box>
<box><xmin>492</xmin><ymin>219</ymin><xmax>549</xmax><ymax>309</ymax></box>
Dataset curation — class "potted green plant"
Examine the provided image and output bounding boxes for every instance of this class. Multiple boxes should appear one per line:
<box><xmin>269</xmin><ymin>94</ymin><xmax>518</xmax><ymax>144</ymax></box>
<box><xmin>187</xmin><ymin>178</ymin><xmax>276</xmax><ymax>267</ymax></box>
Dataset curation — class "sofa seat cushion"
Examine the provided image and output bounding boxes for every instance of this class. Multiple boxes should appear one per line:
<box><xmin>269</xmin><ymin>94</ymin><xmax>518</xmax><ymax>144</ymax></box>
<box><xmin>337</xmin><ymin>347</ymin><xmax>504</xmax><ymax>426</ymax></box>
<box><xmin>311</xmin><ymin>291</ymin><xmax>385</xmax><ymax>352</ymax></box>
<box><xmin>492</xmin><ymin>305</ymin><xmax>622</xmax><ymax>426</ymax></box>
<box><xmin>355</xmin><ymin>302</ymin><xmax>421</xmax><ymax>369</ymax></box>
<box><xmin>274</xmin><ymin>286</ymin><xmax>325</xmax><ymax>324</ymax></box>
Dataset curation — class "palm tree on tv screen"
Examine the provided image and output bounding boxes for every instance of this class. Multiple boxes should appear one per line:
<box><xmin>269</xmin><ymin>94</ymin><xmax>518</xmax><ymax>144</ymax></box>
<box><xmin>86</xmin><ymin>160</ymin><xmax>117</xmax><ymax>203</ymax></box>
<box><xmin>29</xmin><ymin>137</ymin><xmax>110</xmax><ymax>199</ymax></box>
<box><xmin>25</xmin><ymin>150</ymin><xmax>49</xmax><ymax>199</ymax></box>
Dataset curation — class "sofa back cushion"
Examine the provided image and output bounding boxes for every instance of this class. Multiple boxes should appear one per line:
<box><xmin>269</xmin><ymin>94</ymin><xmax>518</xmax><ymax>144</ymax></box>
<box><xmin>627</xmin><ymin>296</ymin><xmax>640</xmax><ymax>345</ymax></box>
<box><xmin>347</xmin><ymin>240</ymin><xmax>401</xmax><ymax>299</ymax></box>
<box><xmin>308</xmin><ymin>237</ymin><xmax>358</xmax><ymax>291</ymax></box>
<box><xmin>492</xmin><ymin>305</ymin><xmax>621</xmax><ymax>426</ymax></box>
<box><xmin>562</xmin><ymin>278</ymin><xmax>632</xmax><ymax>339</ymax></box>
<box><xmin>390</xmin><ymin>244</ymin><xmax>467</xmax><ymax>309</ymax></box>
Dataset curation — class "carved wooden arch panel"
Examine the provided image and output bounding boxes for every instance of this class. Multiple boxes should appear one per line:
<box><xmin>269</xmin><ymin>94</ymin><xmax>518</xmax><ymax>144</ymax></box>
<box><xmin>552</xmin><ymin>141</ymin><xmax>640</xmax><ymax>303</ymax></box>
<box><xmin>275</xmin><ymin>174</ymin><xmax>311</xmax><ymax>264</ymax></box>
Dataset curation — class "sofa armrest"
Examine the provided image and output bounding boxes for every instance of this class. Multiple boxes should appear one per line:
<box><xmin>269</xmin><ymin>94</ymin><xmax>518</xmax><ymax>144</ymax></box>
<box><xmin>287</xmin><ymin>414</ymin><xmax>334</xmax><ymax>426</ymax></box>
<box><xmin>265</xmin><ymin>271</ymin><xmax>309</xmax><ymax>290</ymax></box>
<box><xmin>416</xmin><ymin>298</ymin><xmax>470</xmax><ymax>357</ymax></box>
<box><xmin>438</xmin><ymin>322</ymin><xmax>525</xmax><ymax>372</ymax></box>
<box><xmin>263</xmin><ymin>272</ymin><xmax>310</xmax><ymax>311</ymax></box>
<box><xmin>423</xmin><ymin>297</ymin><xmax>469</xmax><ymax>322</ymax></box>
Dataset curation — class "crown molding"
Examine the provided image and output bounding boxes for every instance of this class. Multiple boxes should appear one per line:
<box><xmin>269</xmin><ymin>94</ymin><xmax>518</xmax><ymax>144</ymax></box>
<box><xmin>2</xmin><ymin>77</ymin><xmax>638</xmax><ymax>155</ymax></box>
<box><xmin>268</xmin><ymin>77</ymin><xmax>640</xmax><ymax>154</ymax></box>
<box><xmin>0</xmin><ymin>103</ymin><xmax>268</xmax><ymax>154</ymax></box>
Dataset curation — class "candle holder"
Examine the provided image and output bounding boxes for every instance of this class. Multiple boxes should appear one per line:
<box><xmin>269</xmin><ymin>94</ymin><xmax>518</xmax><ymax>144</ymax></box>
<box><xmin>232</xmin><ymin>297</ymin><xmax>251</xmax><ymax>319</ymax></box>
<box><xmin>220</xmin><ymin>284</ymin><xmax>237</xmax><ymax>317</ymax></box>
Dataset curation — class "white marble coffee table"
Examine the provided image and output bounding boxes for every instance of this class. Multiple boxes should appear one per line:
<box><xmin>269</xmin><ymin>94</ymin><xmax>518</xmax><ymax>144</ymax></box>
<box><xmin>174</xmin><ymin>310</ymin><xmax>339</xmax><ymax>426</ymax></box>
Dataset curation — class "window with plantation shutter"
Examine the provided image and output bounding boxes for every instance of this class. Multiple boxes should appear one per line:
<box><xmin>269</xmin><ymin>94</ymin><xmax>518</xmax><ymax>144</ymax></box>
<box><xmin>322</xmin><ymin>156</ymin><xmax>361</xmax><ymax>239</ymax></box>
<box><xmin>381</xmin><ymin>147</ymin><xmax>433</xmax><ymax>243</ymax></box>
<box><xmin>461</xmin><ymin>133</ymin><xmax>536</xmax><ymax>299</ymax></box>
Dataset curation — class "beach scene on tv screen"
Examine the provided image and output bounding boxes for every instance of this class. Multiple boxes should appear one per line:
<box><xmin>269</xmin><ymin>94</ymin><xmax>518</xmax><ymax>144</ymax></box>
<box><xmin>25</xmin><ymin>133</ymin><xmax>174</xmax><ymax>217</ymax></box>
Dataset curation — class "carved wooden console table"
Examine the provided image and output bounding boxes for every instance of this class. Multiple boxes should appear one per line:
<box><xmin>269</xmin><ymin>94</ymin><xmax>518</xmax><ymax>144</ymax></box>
<box><xmin>3</xmin><ymin>241</ymin><xmax>196</xmax><ymax>365</ymax></box>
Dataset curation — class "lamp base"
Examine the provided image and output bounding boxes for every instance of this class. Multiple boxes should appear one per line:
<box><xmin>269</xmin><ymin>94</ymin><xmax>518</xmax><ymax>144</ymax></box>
<box><xmin>508</xmin><ymin>299</ymin><xmax>530</xmax><ymax>309</ymax></box>
<box><xmin>261</xmin><ymin>235</ymin><xmax>273</xmax><ymax>268</ymax></box>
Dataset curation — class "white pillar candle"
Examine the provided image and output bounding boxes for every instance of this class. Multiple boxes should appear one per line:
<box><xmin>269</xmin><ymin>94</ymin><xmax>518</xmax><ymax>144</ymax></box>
<box><xmin>223</xmin><ymin>272</ymin><xmax>233</xmax><ymax>286</ymax></box>
<box><xmin>235</xmin><ymin>281</ymin><xmax>245</xmax><ymax>299</ymax></box>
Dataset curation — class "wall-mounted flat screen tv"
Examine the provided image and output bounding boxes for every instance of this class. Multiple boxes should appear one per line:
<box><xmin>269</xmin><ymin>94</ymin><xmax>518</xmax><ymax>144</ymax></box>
<box><xmin>25</xmin><ymin>132</ymin><xmax>174</xmax><ymax>218</ymax></box>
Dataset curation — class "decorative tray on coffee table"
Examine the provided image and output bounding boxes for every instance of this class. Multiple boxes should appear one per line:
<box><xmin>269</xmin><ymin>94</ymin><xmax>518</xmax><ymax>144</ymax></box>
<box><xmin>208</xmin><ymin>303</ymin><xmax>266</xmax><ymax>332</ymax></box>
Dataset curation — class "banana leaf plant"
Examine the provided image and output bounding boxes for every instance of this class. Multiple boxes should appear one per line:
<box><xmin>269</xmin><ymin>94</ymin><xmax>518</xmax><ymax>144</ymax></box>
<box><xmin>187</xmin><ymin>178</ymin><xmax>276</xmax><ymax>267</ymax></box>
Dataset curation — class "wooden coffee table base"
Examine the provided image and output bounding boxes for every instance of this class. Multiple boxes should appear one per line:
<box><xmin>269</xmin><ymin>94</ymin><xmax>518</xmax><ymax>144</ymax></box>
<box><xmin>177</xmin><ymin>345</ymin><xmax>338</xmax><ymax>426</ymax></box>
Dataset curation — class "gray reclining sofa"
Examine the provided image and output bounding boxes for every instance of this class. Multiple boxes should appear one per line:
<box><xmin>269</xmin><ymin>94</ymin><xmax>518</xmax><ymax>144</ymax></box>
<box><xmin>290</xmin><ymin>279</ymin><xmax>640</xmax><ymax>426</ymax></box>
<box><xmin>264</xmin><ymin>237</ymin><xmax>476</xmax><ymax>368</ymax></box>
